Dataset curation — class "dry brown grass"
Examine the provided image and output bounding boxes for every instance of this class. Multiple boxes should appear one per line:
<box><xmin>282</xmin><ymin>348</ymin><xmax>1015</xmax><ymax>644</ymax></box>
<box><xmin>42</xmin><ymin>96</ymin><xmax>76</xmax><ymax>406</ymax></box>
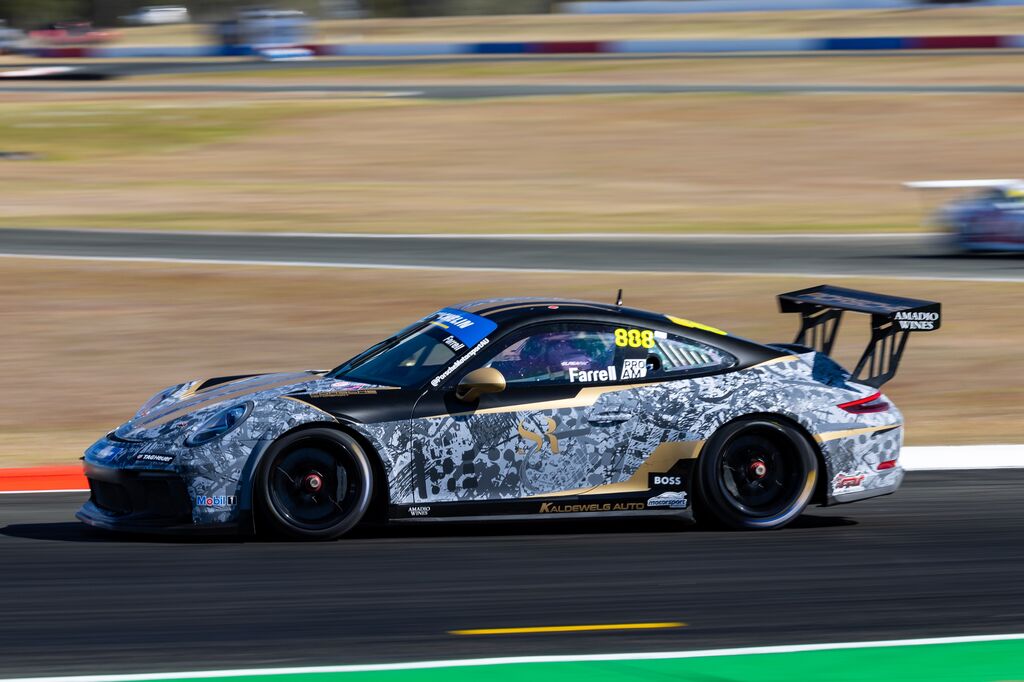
<box><xmin>3</xmin><ymin>88</ymin><xmax>1024</xmax><ymax>234</ymax></box>
<box><xmin>160</xmin><ymin>54</ymin><xmax>1024</xmax><ymax>87</ymax></box>
<box><xmin>112</xmin><ymin>6</ymin><xmax>1024</xmax><ymax>45</ymax></box>
<box><xmin>1</xmin><ymin>258</ymin><xmax>1020</xmax><ymax>467</ymax></box>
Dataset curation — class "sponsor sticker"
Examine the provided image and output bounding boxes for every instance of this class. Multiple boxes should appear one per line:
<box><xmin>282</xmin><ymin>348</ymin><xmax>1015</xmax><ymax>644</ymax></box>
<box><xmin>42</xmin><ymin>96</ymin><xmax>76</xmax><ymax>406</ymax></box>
<box><xmin>134</xmin><ymin>453</ymin><xmax>175</xmax><ymax>464</ymax></box>
<box><xmin>408</xmin><ymin>506</ymin><xmax>430</xmax><ymax>517</ymax></box>
<box><xmin>894</xmin><ymin>310</ymin><xmax>940</xmax><ymax>331</ymax></box>
<box><xmin>517</xmin><ymin>416</ymin><xmax>560</xmax><ymax>455</ymax></box>
<box><xmin>430</xmin><ymin>308</ymin><xmax>497</xmax><ymax>347</ymax></box>
<box><xmin>648</xmin><ymin>473</ymin><xmax>684</xmax><ymax>490</ymax></box>
<box><xmin>832</xmin><ymin>472</ymin><xmax>868</xmax><ymax>494</ymax></box>
<box><xmin>196</xmin><ymin>494</ymin><xmax>237</xmax><ymax>508</ymax></box>
<box><xmin>646</xmin><ymin>491</ymin><xmax>688</xmax><ymax>509</ymax></box>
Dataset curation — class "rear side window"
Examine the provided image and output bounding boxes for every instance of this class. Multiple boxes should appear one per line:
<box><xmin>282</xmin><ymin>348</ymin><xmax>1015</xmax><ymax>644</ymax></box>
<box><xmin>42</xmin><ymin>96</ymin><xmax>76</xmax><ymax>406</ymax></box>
<box><xmin>631</xmin><ymin>332</ymin><xmax>735</xmax><ymax>379</ymax></box>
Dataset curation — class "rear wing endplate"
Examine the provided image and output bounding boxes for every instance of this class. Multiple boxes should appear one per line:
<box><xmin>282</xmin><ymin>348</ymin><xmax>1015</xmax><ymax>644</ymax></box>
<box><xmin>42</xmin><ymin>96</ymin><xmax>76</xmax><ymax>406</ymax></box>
<box><xmin>778</xmin><ymin>285</ymin><xmax>941</xmax><ymax>388</ymax></box>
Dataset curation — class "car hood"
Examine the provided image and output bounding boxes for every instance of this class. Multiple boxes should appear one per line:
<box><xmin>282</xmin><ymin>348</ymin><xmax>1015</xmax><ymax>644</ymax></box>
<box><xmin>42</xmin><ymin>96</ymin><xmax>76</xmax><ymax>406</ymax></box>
<box><xmin>115</xmin><ymin>371</ymin><xmax>387</xmax><ymax>441</ymax></box>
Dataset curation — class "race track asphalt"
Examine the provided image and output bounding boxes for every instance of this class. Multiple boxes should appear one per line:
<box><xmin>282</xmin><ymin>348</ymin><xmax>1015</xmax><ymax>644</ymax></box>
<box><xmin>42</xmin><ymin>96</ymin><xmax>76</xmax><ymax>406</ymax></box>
<box><xmin>1</xmin><ymin>228</ymin><xmax>1022</xmax><ymax>280</ymax></box>
<box><xmin>1</xmin><ymin>471</ymin><xmax>1022</xmax><ymax>677</ymax></box>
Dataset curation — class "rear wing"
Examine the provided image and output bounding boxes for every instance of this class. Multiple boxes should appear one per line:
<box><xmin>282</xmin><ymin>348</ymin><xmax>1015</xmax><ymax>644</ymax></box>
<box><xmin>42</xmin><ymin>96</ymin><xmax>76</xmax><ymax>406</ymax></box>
<box><xmin>778</xmin><ymin>285</ymin><xmax>941</xmax><ymax>388</ymax></box>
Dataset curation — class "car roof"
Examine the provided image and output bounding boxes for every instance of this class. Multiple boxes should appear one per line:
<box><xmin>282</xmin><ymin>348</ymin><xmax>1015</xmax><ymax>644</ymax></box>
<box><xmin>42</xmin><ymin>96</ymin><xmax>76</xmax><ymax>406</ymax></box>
<box><xmin>452</xmin><ymin>296</ymin><xmax>722</xmax><ymax>333</ymax></box>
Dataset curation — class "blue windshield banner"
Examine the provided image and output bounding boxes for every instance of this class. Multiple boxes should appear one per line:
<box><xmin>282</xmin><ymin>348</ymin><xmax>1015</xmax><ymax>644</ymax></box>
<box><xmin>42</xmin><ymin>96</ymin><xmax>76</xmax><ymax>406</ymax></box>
<box><xmin>430</xmin><ymin>308</ymin><xmax>497</xmax><ymax>347</ymax></box>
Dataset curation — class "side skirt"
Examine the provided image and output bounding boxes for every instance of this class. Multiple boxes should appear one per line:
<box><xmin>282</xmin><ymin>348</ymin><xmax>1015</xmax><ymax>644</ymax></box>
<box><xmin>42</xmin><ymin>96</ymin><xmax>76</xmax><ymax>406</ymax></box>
<box><xmin>388</xmin><ymin>490</ymin><xmax>692</xmax><ymax>523</ymax></box>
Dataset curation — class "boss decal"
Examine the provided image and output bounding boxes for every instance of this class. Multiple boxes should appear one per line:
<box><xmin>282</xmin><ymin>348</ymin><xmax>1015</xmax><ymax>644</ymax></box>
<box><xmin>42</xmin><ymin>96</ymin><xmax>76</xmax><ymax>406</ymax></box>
<box><xmin>648</xmin><ymin>473</ymin><xmax>685</xmax><ymax>490</ymax></box>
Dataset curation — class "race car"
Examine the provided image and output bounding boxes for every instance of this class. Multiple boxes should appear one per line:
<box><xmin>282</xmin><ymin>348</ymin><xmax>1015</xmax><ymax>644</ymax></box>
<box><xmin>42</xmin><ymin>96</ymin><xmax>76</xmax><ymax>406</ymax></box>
<box><xmin>905</xmin><ymin>179</ymin><xmax>1024</xmax><ymax>252</ymax></box>
<box><xmin>77</xmin><ymin>285</ymin><xmax>940</xmax><ymax>538</ymax></box>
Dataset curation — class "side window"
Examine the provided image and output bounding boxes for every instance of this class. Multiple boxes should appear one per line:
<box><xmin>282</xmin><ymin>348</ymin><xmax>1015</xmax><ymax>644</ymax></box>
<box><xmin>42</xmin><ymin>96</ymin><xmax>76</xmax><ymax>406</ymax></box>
<box><xmin>645</xmin><ymin>333</ymin><xmax>735</xmax><ymax>377</ymax></box>
<box><xmin>484</xmin><ymin>326</ymin><xmax>618</xmax><ymax>385</ymax></box>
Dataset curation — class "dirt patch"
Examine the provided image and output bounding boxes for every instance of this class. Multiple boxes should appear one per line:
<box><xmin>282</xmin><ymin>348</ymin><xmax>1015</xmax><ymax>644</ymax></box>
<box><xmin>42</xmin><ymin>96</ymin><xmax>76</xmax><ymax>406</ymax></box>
<box><xmin>1</xmin><ymin>258</ymin><xmax>1019</xmax><ymax>466</ymax></box>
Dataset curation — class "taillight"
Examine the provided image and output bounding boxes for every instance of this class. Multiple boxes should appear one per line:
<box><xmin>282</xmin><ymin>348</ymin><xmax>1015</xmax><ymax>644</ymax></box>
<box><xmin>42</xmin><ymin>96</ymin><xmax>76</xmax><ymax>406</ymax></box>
<box><xmin>878</xmin><ymin>459</ymin><xmax>897</xmax><ymax>470</ymax></box>
<box><xmin>838</xmin><ymin>391</ymin><xmax>889</xmax><ymax>414</ymax></box>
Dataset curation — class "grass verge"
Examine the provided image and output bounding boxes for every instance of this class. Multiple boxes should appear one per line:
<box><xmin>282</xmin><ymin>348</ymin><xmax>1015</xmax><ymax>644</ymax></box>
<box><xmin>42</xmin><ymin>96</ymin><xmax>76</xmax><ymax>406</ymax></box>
<box><xmin>1</xmin><ymin>90</ymin><xmax>1022</xmax><ymax>234</ymax></box>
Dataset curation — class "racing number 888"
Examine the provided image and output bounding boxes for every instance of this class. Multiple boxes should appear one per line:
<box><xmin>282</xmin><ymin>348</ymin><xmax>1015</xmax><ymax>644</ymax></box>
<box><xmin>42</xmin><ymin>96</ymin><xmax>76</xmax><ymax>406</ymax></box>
<box><xmin>615</xmin><ymin>328</ymin><xmax>655</xmax><ymax>349</ymax></box>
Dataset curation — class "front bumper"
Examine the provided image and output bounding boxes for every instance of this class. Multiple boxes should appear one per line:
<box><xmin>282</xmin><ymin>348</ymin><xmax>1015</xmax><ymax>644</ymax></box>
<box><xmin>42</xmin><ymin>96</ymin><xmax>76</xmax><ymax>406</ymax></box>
<box><xmin>76</xmin><ymin>462</ymin><xmax>238</xmax><ymax>535</ymax></box>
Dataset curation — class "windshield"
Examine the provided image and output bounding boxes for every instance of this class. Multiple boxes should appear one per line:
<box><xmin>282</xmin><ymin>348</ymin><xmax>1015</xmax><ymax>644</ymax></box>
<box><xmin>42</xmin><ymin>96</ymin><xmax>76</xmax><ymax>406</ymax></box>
<box><xmin>328</xmin><ymin>308</ymin><xmax>497</xmax><ymax>389</ymax></box>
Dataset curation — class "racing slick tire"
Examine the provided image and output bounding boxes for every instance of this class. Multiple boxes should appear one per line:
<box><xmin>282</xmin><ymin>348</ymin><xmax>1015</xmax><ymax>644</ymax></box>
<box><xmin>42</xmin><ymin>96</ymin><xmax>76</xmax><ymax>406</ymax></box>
<box><xmin>693</xmin><ymin>418</ymin><xmax>818</xmax><ymax>530</ymax></box>
<box><xmin>256</xmin><ymin>427</ymin><xmax>374</xmax><ymax>540</ymax></box>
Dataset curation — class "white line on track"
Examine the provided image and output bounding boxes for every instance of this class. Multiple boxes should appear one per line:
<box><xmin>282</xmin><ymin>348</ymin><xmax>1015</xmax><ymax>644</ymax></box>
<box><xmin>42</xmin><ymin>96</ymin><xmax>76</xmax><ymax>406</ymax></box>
<box><xmin>3</xmin><ymin>633</ymin><xmax>1023</xmax><ymax>681</ymax></box>
<box><xmin>2</xmin><ymin>252</ymin><xmax>1022</xmax><ymax>283</ymax></box>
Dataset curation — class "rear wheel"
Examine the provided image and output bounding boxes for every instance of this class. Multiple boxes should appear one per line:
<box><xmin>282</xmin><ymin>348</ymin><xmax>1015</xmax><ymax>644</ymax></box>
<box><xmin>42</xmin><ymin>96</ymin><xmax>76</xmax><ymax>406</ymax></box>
<box><xmin>257</xmin><ymin>428</ymin><xmax>373</xmax><ymax>540</ymax></box>
<box><xmin>694</xmin><ymin>419</ymin><xmax>817</xmax><ymax>530</ymax></box>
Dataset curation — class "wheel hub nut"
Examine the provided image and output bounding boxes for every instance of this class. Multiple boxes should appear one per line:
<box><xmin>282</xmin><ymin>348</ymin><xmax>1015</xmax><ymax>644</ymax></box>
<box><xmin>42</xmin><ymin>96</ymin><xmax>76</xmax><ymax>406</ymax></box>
<box><xmin>303</xmin><ymin>472</ymin><xmax>324</xmax><ymax>493</ymax></box>
<box><xmin>749</xmin><ymin>460</ymin><xmax>767</xmax><ymax>479</ymax></box>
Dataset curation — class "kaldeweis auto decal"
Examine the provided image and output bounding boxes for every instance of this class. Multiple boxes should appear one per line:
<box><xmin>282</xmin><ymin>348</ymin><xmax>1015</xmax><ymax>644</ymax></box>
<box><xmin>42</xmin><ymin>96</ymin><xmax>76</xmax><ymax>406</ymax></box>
<box><xmin>615</xmin><ymin>328</ymin><xmax>655</xmax><ymax>349</ymax></box>
<box><xmin>431</xmin><ymin>308</ymin><xmax>497</xmax><ymax>347</ymax></box>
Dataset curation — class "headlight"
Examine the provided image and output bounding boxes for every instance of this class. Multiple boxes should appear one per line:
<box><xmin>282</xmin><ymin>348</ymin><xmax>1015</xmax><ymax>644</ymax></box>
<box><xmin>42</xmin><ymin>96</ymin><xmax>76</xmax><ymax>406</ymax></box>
<box><xmin>186</xmin><ymin>402</ymin><xmax>252</xmax><ymax>447</ymax></box>
<box><xmin>135</xmin><ymin>384</ymin><xmax>185</xmax><ymax>419</ymax></box>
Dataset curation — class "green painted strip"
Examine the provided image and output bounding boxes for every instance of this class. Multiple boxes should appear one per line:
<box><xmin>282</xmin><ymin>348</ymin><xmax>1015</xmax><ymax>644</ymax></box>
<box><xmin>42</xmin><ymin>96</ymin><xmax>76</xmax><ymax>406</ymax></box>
<box><xmin>142</xmin><ymin>639</ymin><xmax>1024</xmax><ymax>682</ymax></box>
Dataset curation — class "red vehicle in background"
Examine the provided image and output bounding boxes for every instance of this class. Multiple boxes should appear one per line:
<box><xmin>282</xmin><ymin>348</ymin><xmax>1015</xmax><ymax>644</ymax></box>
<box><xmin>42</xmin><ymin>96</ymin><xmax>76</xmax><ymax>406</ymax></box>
<box><xmin>29</xmin><ymin>22</ymin><xmax>118</xmax><ymax>46</ymax></box>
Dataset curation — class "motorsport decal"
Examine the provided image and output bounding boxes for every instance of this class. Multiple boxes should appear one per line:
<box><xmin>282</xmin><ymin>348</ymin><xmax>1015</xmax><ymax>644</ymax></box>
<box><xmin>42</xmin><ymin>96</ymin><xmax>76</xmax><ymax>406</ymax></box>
<box><xmin>430</xmin><ymin>308</ymin><xmax>497</xmax><ymax>347</ymax></box>
<box><xmin>308</xmin><ymin>380</ymin><xmax>390</xmax><ymax>398</ymax></box>
<box><xmin>646</xmin><ymin>491</ymin><xmax>688</xmax><ymax>509</ymax></box>
<box><xmin>408</xmin><ymin>506</ymin><xmax>430</xmax><ymax>517</ymax></box>
<box><xmin>621</xmin><ymin>358</ymin><xmax>647</xmax><ymax>380</ymax></box>
<box><xmin>569</xmin><ymin>360</ymin><xmax>647</xmax><ymax>383</ymax></box>
<box><xmin>430</xmin><ymin>338</ymin><xmax>490</xmax><ymax>387</ymax></box>
<box><xmin>832</xmin><ymin>472</ymin><xmax>868</xmax><ymax>494</ymax></box>
<box><xmin>196</xmin><ymin>494</ymin><xmax>237</xmax><ymax>508</ymax></box>
<box><xmin>539</xmin><ymin>502</ymin><xmax>645</xmax><ymax>513</ymax></box>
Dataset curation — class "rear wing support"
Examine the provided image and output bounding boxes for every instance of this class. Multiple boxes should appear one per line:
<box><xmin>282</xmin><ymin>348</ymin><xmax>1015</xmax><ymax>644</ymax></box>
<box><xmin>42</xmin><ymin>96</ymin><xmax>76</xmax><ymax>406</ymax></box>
<box><xmin>778</xmin><ymin>285</ymin><xmax>941</xmax><ymax>388</ymax></box>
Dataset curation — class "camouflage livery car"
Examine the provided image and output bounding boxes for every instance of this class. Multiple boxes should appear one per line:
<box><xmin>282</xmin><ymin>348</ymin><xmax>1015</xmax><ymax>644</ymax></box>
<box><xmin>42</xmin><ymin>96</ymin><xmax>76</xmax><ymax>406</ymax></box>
<box><xmin>77</xmin><ymin>285</ymin><xmax>940</xmax><ymax>538</ymax></box>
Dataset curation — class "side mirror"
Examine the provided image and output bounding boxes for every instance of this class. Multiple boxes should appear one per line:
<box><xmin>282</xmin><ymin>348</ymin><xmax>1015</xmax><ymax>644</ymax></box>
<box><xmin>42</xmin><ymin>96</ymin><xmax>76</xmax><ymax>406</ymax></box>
<box><xmin>455</xmin><ymin>367</ymin><xmax>506</xmax><ymax>403</ymax></box>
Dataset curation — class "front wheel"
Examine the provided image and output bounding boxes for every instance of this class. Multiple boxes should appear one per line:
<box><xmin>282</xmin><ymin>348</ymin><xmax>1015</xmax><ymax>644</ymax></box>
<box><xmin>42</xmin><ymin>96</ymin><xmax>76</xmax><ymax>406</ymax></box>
<box><xmin>693</xmin><ymin>419</ymin><xmax>818</xmax><ymax>530</ymax></box>
<box><xmin>256</xmin><ymin>428</ymin><xmax>373</xmax><ymax>540</ymax></box>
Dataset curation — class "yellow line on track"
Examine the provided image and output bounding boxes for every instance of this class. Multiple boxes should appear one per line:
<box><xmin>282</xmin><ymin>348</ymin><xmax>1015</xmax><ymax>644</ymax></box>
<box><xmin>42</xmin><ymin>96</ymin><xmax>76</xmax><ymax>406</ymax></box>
<box><xmin>449</xmin><ymin>622</ymin><xmax>686</xmax><ymax>636</ymax></box>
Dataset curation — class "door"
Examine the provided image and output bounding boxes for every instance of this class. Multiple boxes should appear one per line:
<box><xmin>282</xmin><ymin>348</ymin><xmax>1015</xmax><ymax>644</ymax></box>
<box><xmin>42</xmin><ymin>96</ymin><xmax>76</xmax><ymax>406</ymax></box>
<box><xmin>410</xmin><ymin>323</ymin><xmax>640</xmax><ymax>503</ymax></box>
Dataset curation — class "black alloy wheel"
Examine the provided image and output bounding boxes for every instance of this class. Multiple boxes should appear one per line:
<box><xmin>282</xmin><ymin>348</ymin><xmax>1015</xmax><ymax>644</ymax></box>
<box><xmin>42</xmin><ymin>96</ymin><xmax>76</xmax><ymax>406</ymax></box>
<box><xmin>694</xmin><ymin>419</ymin><xmax>818</xmax><ymax>530</ymax></box>
<box><xmin>257</xmin><ymin>428</ymin><xmax>373</xmax><ymax>539</ymax></box>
